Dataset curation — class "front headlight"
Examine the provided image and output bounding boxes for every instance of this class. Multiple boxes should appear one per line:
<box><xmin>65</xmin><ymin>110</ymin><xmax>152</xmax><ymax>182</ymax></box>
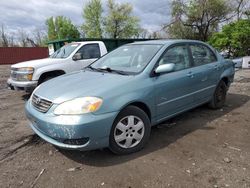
<box><xmin>54</xmin><ymin>97</ymin><xmax>103</xmax><ymax>115</ymax></box>
<box><xmin>12</xmin><ymin>67</ymin><xmax>34</xmax><ymax>81</ymax></box>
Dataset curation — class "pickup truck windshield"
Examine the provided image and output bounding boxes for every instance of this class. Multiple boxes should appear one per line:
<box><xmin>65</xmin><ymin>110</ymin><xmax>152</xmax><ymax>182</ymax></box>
<box><xmin>50</xmin><ymin>43</ymin><xmax>80</xmax><ymax>59</ymax></box>
<box><xmin>91</xmin><ymin>44</ymin><xmax>162</xmax><ymax>74</ymax></box>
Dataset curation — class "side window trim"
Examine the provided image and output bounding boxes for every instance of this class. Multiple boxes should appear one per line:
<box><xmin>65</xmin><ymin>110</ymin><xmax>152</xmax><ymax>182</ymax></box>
<box><xmin>187</xmin><ymin>43</ymin><xmax>195</xmax><ymax>67</ymax></box>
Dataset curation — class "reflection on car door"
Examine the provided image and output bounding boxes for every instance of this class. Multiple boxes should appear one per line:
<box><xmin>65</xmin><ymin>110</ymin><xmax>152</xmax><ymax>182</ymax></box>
<box><xmin>189</xmin><ymin>44</ymin><xmax>221</xmax><ymax>103</ymax></box>
<box><xmin>154</xmin><ymin>44</ymin><xmax>199</xmax><ymax>122</ymax></box>
<box><xmin>75</xmin><ymin>43</ymin><xmax>101</xmax><ymax>69</ymax></box>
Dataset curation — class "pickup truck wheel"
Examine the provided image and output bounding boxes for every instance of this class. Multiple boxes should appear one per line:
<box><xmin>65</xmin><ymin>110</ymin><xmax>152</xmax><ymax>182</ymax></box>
<box><xmin>109</xmin><ymin>106</ymin><xmax>151</xmax><ymax>155</ymax></box>
<box><xmin>209</xmin><ymin>80</ymin><xmax>227</xmax><ymax>109</ymax></box>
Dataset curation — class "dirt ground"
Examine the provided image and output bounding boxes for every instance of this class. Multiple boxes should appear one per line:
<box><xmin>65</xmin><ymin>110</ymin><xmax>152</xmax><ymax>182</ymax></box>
<box><xmin>0</xmin><ymin>64</ymin><xmax>249</xmax><ymax>188</ymax></box>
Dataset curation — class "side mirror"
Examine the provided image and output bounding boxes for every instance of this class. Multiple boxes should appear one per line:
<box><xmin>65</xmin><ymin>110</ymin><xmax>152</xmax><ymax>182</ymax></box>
<box><xmin>72</xmin><ymin>53</ymin><xmax>82</xmax><ymax>61</ymax></box>
<box><xmin>155</xmin><ymin>63</ymin><xmax>175</xmax><ymax>74</ymax></box>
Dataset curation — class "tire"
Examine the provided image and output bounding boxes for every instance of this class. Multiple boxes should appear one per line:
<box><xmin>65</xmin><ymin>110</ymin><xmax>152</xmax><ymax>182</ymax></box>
<box><xmin>209</xmin><ymin>80</ymin><xmax>227</xmax><ymax>109</ymax></box>
<box><xmin>109</xmin><ymin>106</ymin><xmax>151</xmax><ymax>155</ymax></box>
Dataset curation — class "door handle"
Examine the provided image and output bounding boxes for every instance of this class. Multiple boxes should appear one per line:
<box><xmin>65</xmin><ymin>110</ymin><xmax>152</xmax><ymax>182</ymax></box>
<box><xmin>187</xmin><ymin>72</ymin><xmax>194</xmax><ymax>78</ymax></box>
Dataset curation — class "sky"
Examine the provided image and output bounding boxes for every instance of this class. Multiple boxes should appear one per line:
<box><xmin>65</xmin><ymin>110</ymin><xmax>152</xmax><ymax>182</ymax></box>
<box><xmin>0</xmin><ymin>0</ymin><xmax>171</xmax><ymax>35</ymax></box>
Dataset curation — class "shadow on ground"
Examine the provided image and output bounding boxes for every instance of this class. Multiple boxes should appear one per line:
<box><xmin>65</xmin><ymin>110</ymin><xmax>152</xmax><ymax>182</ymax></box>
<box><xmin>22</xmin><ymin>93</ymin><xmax>31</xmax><ymax>101</ymax></box>
<box><xmin>56</xmin><ymin>93</ymin><xmax>249</xmax><ymax>166</ymax></box>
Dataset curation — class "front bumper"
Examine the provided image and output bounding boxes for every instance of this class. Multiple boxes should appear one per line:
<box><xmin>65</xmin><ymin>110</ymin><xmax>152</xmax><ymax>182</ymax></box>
<box><xmin>7</xmin><ymin>78</ymin><xmax>37</xmax><ymax>92</ymax></box>
<box><xmin>25</xmin><ymin>100</ymin><xmax>118</xmax><ymax>151</ymax></box>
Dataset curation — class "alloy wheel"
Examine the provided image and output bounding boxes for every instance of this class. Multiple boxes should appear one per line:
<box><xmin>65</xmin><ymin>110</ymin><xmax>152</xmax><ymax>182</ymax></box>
<box><xmin>114</xmin><ymin>115</ymin><xmax>145</xmax><ymax>149</ymax></box>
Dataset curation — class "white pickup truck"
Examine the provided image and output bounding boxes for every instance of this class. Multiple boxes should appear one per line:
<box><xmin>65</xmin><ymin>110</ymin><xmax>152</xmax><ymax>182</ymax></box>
<box><xmin>7</xmin><ymin>41</ymin><xmax>108</xmax><ymax>92</ymax></box>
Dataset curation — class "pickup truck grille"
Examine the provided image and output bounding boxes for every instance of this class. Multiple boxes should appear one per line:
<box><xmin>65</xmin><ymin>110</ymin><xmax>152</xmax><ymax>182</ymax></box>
<box><xmin>32</xmin><ymin>94</ymin><xmax>52</xmax><ymax>113</ymax></box>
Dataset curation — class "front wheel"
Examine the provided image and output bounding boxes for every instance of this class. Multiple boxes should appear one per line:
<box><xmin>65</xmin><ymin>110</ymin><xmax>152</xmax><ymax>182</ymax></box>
<box><xmin>109</xmin><ymin>106</ymin><xmax>151</xmax><ymax>155</ymax></box>
<box><xmin>209</xmin><ymin>80</ymin><xmax>227</xmax><ymax>109</ymax></box>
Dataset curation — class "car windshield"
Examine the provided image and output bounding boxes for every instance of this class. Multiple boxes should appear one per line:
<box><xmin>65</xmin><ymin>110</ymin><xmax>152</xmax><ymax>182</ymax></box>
<box><xmin>50</xmin><ymin>43</ymin><xmax>80</xmax><ymax>59</ymax></box>
<box><xmin>90</xmin><ymin>44</ymin><xmax>162</xmax><ymax>74</ymax></box>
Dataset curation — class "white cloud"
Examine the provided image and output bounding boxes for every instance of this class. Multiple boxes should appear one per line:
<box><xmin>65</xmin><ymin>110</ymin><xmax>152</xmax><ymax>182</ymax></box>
<box><xmin>0</xmin><ymin>0</ymin><xmax>171</xmax><ymax>35</ymax></box>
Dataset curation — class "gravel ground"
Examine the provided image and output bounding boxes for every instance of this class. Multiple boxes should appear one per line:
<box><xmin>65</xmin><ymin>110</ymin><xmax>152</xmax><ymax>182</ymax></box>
<box><xmin>0</xmin><ymin>64</ymin><xmax>249</xmax><ymax>188</ymax></box>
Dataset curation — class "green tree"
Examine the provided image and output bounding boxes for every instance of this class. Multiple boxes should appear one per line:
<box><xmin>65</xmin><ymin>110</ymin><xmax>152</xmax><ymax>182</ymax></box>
<box><xmin>82</xmin><ymin>0</ymin><xmax>103</xmax><ymax>38</ymax></box>
<box><xmin>209</xmin><ymin>19</ymin><xmax>250</xmax><ymax>57</ymax></box>
<box><xmin>103</xmin><ymin>0</ymin><xmax>140</xmax><ymax>38</ymax></box>
<box><xmin>46</xmin><ymin>16</ymin><xmax>80</xmax><ymax>41</ymax></box>
<box><xmin>167</xmin><ymin>0</ymin><xmax>232</xmax><ymax>41</ymax></box>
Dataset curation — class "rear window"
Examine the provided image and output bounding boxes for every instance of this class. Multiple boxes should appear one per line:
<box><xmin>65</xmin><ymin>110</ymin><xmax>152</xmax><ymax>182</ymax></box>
<box><xmin>190</xmin><ymin>44</ymin><xmax>217</xmax><ymax>66</ymax></box>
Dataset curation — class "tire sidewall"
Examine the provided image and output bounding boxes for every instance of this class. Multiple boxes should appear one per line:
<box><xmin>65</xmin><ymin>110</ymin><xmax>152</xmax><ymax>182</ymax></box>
<box><xmin>109</xmin><ymin>106</ymin><xmax>151</xmax><ymax>155</ymax></box>
<box><xmin>210</xmin><ymin>81</ymin><xmax>227</xmax><ymax>109</ymax></box>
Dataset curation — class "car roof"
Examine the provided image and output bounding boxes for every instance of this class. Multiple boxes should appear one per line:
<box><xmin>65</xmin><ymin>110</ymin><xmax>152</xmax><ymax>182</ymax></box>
<box><xmin>70</xmin><ymin>41</ymin><xmax>102</xmax><ymax>45</ymax></box>
<box><xmin>130</xmin><ymin>39</ymin><xmax>207</xmax><ymax>46</ymax></box>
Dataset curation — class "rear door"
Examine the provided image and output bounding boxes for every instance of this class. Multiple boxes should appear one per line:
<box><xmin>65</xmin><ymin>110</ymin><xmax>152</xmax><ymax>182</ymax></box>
<box><xmin>74</xmin><ymin>43</ymin><xmax>101</xmax><ymax>69</ymax></box>
<box><xmin>189</xmin><ymin>43</ymin><xmax>221</xmax><ymax>103</ymax></box>
<box><xmin>154</xmin><ymin>44</ymin><xmax>199</xmax><ymax>121</ymax></box>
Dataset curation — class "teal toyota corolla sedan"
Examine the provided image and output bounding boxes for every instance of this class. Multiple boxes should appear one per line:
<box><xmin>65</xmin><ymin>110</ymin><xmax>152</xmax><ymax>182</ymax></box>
<box><xmin>25</xmin><ymin>40</ymin><xmax>235</xmax><ymax>154</ymax></box>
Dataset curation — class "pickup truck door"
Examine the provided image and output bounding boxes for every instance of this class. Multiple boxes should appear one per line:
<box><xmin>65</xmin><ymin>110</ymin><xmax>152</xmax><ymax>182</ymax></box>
<box><xmin>189</xmin><ymin>44</ymin><xmax>221</xmax><ymax>103</ymax></box>
<box><xmin>74</xmin><ymin>43</ymin><xmax>101</xmax><ymax>69</ymax></box>
<box><xmin>154</xmin><ymin>44</ymin><xmax>198</xmax><ymax>121</ymax></box>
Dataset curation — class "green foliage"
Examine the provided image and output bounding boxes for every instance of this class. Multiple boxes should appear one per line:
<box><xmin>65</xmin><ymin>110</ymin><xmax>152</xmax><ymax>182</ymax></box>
<box><xmin>168</xmin><ymin>19</ymin><xmax>196</xmax><ymax>39</ymax></box>
<box><xmin>209</xmin><ymin>19</ymin><xmax>250</xmax><ymax>57</ymax></box>
<box><xmin>168</xmin><ymin>0</ymin><xmax>231</xmax><ymax>41</ymax></box>
<box><xmin>103</xmin><ymin>0</ymin><xmax>140</xmax><ymax>38</ymax></box>
<box><xmin>46</xmin><ymin>16</ymin><xmax>80</xmax><ymax>41</ymax></box>
<box><xmin>82</xmin><ymin>0</ymin><xmax>103</xmax><ymax>38</ymax></box>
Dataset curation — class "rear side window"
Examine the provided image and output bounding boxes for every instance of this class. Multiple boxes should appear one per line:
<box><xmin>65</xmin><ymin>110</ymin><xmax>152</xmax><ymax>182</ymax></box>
<box><xmin>190</xmin><ymin>44</ymin><xmax>217</xmax><ymax>66</ymax></box>
<box><xmin>76</xmin><ymin>43</ymin><xmax>101</xmax><ymax>59</ymax></box>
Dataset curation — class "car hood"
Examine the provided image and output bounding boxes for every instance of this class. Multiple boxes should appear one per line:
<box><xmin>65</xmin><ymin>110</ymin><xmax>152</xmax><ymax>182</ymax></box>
<box><xmin>34</xmin><ymin>70</ymin><xmax>134</xmax><ymax>104</ymax></box>
<box><xmin>11</xmin><ymin>58</ymin><xmax>65</xmax><ymax>69</ymax></box>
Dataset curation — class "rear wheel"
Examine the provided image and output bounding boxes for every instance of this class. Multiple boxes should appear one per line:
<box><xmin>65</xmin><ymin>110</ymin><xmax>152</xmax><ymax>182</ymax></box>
<box><xmin>109</xmin><ymin>106</ymin><xmax>151</xmax><ymax>155</ymax></box>
<box><xmin>209</xmin><ymin>80</ymin><xmax>227</xmax><ymax>109</ymax></box>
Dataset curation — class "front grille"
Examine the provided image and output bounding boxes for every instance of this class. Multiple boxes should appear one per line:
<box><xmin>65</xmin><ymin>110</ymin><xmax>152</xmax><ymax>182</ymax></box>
<box><xmin>32</xmin><ymin>94</ymin><xmax>52</xmax><ymax>113</ymax></box>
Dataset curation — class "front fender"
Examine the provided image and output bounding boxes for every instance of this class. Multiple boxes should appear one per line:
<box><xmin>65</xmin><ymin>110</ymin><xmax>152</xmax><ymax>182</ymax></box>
<box><xmin>94</xmin><ymin>78</ymin><xmax>156</xmax><ymax>119</ymax></box>
<box><xmin>32</xmin><ymin>65</ymin><xmax>68</xmax><ymax>81</ymax></box>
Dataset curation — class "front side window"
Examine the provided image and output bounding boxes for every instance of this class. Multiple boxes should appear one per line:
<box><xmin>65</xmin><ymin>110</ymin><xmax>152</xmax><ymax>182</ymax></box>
<box><xmin>91</xmin><ymin>44</ymin><xmax>162</xmax><ymax>74</ymax></box>
<box><xmin>158</xmin><ymin>45</ymin><xmax>190</xmax><ymax>72</ymax></box>
<box><xmin>50</xmin><ymin>43</ymin><xmax>80</xmax><ymax>59</ymax></box>
<box><xmin>76</xmin><ymin>44</ymin><xmax>101</xmax><ymax>60</ymax></box>
<box><xmin>190</xmin><ymin>44</ymin><xmax>217</xmax><ymax>66</ymax></box>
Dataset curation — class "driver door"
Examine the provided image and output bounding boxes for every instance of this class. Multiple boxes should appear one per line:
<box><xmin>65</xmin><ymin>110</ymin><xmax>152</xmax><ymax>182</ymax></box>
<box><xmin>74</xmin><ymin>43</ymin><xmax>101</xmax><ymax>69</ymax></box>
<box><xmin>154</xmin><ymin>44</ymin><xmax>198</xmax><ymax>121</ymax></box>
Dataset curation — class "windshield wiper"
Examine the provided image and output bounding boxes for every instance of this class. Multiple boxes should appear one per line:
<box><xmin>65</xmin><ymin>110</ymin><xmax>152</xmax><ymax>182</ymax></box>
<box><xmin>85</xmin><ymin>66</ymin><xmax>129</xmax><ymax>75</ymax></box>
<box><xmin>85</xmin><ymin>66</ymin><xmax>103</xmax><ymax>72</ymax></box>
<box><xmin>96</xmin><ymin>67</ymin><xmax>129</xmax><ymax>75</ymax></box>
